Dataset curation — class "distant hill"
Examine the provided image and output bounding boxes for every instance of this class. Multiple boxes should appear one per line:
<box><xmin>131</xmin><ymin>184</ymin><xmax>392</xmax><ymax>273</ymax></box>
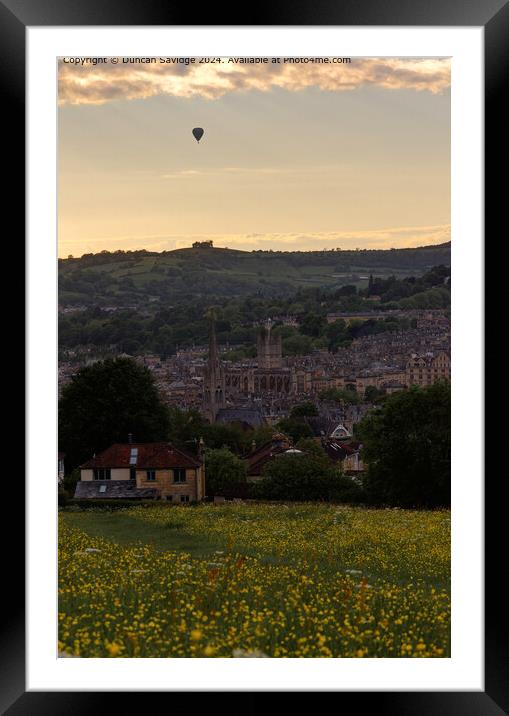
<box><xmin>58</xmin><ymin>243</ymin><xmax>451</xmax><ymax>306</ymax></box>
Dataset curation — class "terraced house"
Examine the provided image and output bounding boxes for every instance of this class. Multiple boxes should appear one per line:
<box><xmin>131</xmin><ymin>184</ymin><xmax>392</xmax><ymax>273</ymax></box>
<box><xmin>75</xmin><ymin>442</ymin><xmax>204</xmax><ymax>502</ymax></box>
<box><xmin>406</xmin><ymin>351</ymin><xmax>451</xmax><ymax>387</ymax></box>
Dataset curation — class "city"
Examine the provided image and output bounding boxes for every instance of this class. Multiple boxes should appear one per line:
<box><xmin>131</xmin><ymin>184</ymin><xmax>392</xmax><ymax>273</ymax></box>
<box><xmin>59</xmin><ymin>306</ymin><xmax>450</xmax><ymax>436</ymax></box>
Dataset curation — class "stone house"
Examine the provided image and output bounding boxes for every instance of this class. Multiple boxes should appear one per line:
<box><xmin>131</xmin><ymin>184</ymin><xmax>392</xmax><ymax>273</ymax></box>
<box><xmin>406</xmin><ymin>351</ymin><xmax>451</xmax><ymax>387</ymax></box>
<box><xmin>321</xmin><ymin>439</ymin><xmax>365</xmax><ymax>474</ymax></box>
<box><xmin>75</xmin><ymin>442</ymin><xmax>204</xmax><ymax>502</ymax></box>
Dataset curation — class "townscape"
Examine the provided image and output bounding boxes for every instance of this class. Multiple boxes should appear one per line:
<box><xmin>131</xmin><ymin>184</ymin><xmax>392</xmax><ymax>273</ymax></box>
<box><xmin>59</xmin><ymin>274</ymin><xmax>450</xmax><ymax>503</ymax></box>
<box><xmin>61</xmin><ymin>308</ymin><xmax>450</xmax><ymax>418</ymax></box>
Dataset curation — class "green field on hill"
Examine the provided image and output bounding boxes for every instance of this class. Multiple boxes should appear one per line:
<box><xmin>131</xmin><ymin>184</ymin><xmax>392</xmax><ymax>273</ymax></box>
<box><xmin>59</xmin><ymin>243</ymin><xmax>451</xmax><ymax>306</ymax></box>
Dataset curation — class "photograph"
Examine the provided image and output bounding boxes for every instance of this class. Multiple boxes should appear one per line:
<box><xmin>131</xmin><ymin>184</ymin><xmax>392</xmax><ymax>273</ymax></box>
<box><xmin>56</xmin><ymin>54</ymin><xmax>452</xmax><ymax>659</ymax></box>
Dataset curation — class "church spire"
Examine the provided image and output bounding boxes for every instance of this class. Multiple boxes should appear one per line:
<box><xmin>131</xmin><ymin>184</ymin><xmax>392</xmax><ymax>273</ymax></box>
<box><xmin>208</xmin><ymin>309</ymin><xmax>219</xmax><ymax>367</ymax></box>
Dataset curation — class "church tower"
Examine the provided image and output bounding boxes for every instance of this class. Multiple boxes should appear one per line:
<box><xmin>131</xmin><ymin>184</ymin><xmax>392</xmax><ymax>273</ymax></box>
<box><xmin>203</xmin><ymin>312</ymin><xmax>226</xmax><ymax>422</ymax></box>
<box><xmin>257</xmin><ymin>318</ymin><xmax>282</xmax><ymax>370</ymax></box>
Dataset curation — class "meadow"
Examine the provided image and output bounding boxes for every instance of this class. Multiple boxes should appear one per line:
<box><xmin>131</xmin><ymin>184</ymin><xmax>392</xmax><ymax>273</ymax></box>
<box><xmin>59</xmin><ymin>503</ymin><xmax>450</xmax><ymax>658</ymax></box>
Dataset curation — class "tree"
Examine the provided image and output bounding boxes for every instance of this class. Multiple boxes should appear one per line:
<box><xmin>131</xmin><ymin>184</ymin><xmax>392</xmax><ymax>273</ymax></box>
<box><xmin>202</xmin><ymin>423</ymin><xmax>248</xmax><ymax>455</ymax></box>
<box><xmin>167</xmin><ymin>407</ymin><xmax>208</xmax><ymax>453</ymax></box>
<box><xmin>59</xmin><ymin>357</ymin><xmax>171</xmax><ymax>473</ymax></box>
<box><xmin>204</xmin><ymin>448</ymin><xmax>247</xmax><ymax>496</ymax></box>
<box><xmin>355</xmin><ymin>382</ymin><xmax>450</xmax><ymax>508</ymax></box>
<box><xmin>276</xmin><ymin>417</ymin><xmax>313</xmax><ymax>443</ymax></box>
<box><xmin>325</xmin><ymin>319</ymin><xmax>349</xmax><ymax>352</ymax></box>
<box><xmin>335</xmin><ymin>285</ymin><xmax>357</xmax><ymax>297</ymax></box>
<box><xmin>295</xmin><ymin>438</ymin><xmax>330</xmax><ymax>465</ymax></box>
<box><xmin>282</xmin><ymin>334</ymin><xmax>313</xmax><ymax>356</ymax></box>
<box><xmin>249</xmin><ymin>425</ymin><xmax>278</xmax><ymax>450</ymax></box>
<box><xmin>318</xmin><ymin>387</ymin><xmax>360</xmax><ymax>405</ymax></box>
<box><xmin>364</xmin><ymin>385</ymin><xmax>386</xmax><ymax>403</ymax></box>
<box><xmin>254</xmin><ymin>453</ymin><xmax>349</xmax><ymax>501</ymax></box>
<box><xmin>290</xmin><ymin>402</ymin><xmax>318</xmax><ymax>418</ymax></box>
<box><xmin>59</xmin><ymin>467</ymin><xmax>81</xmax><ymax>504</ymax></box>
<box><xmin>300</xmin><ymin>313</ymin><xmax>325</xmax><ymax>338</ymax></box>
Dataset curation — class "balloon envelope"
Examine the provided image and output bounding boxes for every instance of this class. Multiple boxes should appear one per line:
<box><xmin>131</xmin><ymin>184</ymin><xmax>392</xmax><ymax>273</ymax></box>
<box><xmin>192</xmin><ymin>127</ymin><xmax>204</xmax><ymax>143</ymax></box>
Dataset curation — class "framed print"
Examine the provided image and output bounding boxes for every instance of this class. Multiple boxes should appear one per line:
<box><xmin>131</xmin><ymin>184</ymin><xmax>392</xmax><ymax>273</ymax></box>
<box><xmin>4</xmin><ymin>0</ymin><xmax>501</xmax><ymax>710</ymax></box>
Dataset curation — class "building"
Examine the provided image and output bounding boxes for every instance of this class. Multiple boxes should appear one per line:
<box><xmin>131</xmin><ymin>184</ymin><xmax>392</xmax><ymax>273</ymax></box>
<box><xmin>199</xmin><ymin>313</ymin><xmax>451</xmax><ymax>425</ymax></box>
<box><xmin>245</xmin><ymin>433</ymin><xmax>293</xmax><ymax>482</ymax></box>
<box><xmin>75</xmin><ymin>442</ymin><xmax>204</xmax><ymax>502</ymax></box>
<box><xmin>203</xmin><ymin>315</ymin><xmax>226</xmax><ymax>422</ymax></box>
<box><xmin>245</xmin><ymin>430</ymin><xmax>363</xmax><ymax>482</ymax></box>
<box><xmin>406</xmin><ymin>351</ymin><xmax>451</xmax><ymax>387</ymax></box>
<box><xmin>203</xmin><ymin>318</ymin><xmax>316</xmax><ymax>417</ymax></box>
<box><xmin>381</xmin><ymin>379</ymin><xmax>407</xmax><ymax>395</ymax></box>
<box><xmin>321</xmin><ymin>439</ymin><xmax>364</xmax><ymax>474</ymax></box>
<box><xmin>215</xmin><ymin>407</ymin><xmax>265</xmax><ymax>430</ymax></box>
<box><xmin>326</xmin><ymin>311</ymin><xmax>390</xmax><ymax>324</ymax></box>
<box><xmin>225</xmin><ymin>319</ymin><xmax>296</xmax><ymax>397</ymax></box>
<box><xmin>256</xmin><ymin>320</ymin><xmax>282</xmax><ymax>369</ymax></box>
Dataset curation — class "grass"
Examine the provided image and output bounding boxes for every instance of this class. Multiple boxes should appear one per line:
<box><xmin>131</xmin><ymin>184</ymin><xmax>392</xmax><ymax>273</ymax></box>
<box><xmin>58</xmin><ymin>244</ymin><xmax>450</xmax><ymax>305</ymax></box>
<box><xmin>63</xmin><ymin>510</ymin><xmax>223</xmax><ymax>558</ymax></box>
<box><xmin>59</xmin><ymin>503</ymin><xmax>450</xmax><ymax>658</ymax></box>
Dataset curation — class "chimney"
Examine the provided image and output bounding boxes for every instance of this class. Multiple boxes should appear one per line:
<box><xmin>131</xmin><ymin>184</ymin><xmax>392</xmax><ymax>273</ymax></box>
<box><xmin>128</xmin><ymin>433</ymin><xmax>133</xmax><ymax>444</ymax></box>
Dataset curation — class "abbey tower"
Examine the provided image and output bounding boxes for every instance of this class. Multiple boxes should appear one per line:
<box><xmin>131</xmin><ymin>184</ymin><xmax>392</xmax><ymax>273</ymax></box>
<box><xmin>256</xmin><ymin>319</ymin><xmax>282</xmax><ymax>370</ymax></box>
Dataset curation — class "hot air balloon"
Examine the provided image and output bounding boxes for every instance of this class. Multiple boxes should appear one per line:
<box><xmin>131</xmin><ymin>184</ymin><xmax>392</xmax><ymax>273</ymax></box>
<box><xmin>192</xmin><ymin>127</ymin><xmax>204</xmax><ymax>143</ymax></box>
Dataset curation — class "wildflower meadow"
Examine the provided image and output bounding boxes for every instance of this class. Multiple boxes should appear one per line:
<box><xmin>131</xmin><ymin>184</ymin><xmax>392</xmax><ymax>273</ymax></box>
<box><xmin>59</xmin><ymin>503</ymin><xmax>450</xmax><ymax>658</ymax></box>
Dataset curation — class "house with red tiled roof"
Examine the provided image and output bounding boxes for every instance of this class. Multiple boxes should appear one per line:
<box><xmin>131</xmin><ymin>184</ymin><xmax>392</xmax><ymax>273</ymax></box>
<box><xmin>75</xmin><ymin>442</ymin><xmax>204</xmax><ymax>502</ymax></box>
<box><xmin>245</xmin><ymin>433</ymin><xmax>294</xmax><ymax>483</ymax></box>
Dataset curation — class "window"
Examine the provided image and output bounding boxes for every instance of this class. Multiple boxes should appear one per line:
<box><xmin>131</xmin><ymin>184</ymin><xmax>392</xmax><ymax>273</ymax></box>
<box><xmin>146</xmin><ymin>470</ymin><xmax>156</xmax><ymax>482</ymax></box>
<box><xmin>99</xmin><ymin>485</ymin><xmax>107</xmax><ymax>493</ymax></box>
<box><xmin>93</xmin><ymin>468</ymin><xmax>111</xmax><ymax>480</ymax></box>
<box><xmin>180</xmin><ymin>495</ymin><xmax>190</xmax><ymax>503</ymax></box>
<box><xmin>129</xmin><ymin>447</ymin><xmax>139</xmax><ymax>465</ymax></box>
<box><xmin>173</xmin><ymin>468</ymin><xmax>186</xmax><ymax>484</ymax></box>
<box><xmin>130</xmin><ymin>467</ymin><xmax>136</xmax><ymax>481</ymax></box>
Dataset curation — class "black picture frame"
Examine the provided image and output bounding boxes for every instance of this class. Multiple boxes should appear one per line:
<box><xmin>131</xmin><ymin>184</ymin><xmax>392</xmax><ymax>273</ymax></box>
<box><xmin>6</xmin><ymin>0</ymin><xmax>498</xmax><ymax>711</ymax></box>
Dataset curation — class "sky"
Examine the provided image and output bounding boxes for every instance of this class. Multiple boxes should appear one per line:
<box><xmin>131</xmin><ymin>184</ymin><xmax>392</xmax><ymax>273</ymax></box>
<box><xmin>58</xmin><ymin>57</ymin><xmax>450</xmax><ymax>257</ymax></box>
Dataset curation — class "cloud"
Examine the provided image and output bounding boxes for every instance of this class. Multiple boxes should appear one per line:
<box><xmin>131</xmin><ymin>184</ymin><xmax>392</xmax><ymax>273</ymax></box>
<box><xmin>58</xmin><ymin>57</ymin><xmax>450</xmax><ymax>106</ymax></box>
<box><xmin>160</xmin><ymin>166</ymin><xmax>307</xmax><ymax>179</ymax></box>
<box><xmin>59</xmin><ymin>224</ymin><xmax>450</xmax><ymax>257</ymax></box>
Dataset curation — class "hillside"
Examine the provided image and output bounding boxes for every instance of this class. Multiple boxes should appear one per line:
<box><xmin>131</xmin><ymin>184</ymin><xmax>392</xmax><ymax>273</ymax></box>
<box><xmin>59</xmin><ymin>242</ymin><xmax>451</xmax><ymax>307</ymax></box>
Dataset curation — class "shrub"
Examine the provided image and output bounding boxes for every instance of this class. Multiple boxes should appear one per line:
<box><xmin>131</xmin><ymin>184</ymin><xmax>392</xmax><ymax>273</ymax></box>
<box><xmin>204</xmin><ymin>448</ymin><xmax>247</xmax><ymax>497</ymax></box>
<box><xmin>253</xmin><ymin>454</ymin><xmax>363</xmax><ymax>503</ymax></box>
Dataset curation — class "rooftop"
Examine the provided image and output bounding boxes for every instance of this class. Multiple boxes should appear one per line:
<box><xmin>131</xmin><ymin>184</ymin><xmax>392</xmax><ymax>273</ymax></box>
<box><xmin>80</xmin><ymin>443</ymin><xmax>201</xmax><ymax>470</ymax></box>
<box><xmin>216</xmin><ymin>408</ymin><xmax>265</xmax><ymax>429</ymax></box>
<box><xmin>74</xmin><ymin>480</ymin><xmax>159</xmax><ymax>500</ymax></box>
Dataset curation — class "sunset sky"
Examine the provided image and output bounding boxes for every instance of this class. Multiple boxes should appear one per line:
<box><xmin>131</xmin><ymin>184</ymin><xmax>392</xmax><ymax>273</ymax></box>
<box><xmin>58</xmin><ymin>57</ymin><xmax>450</xmax><ymax>257</ymax></box>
